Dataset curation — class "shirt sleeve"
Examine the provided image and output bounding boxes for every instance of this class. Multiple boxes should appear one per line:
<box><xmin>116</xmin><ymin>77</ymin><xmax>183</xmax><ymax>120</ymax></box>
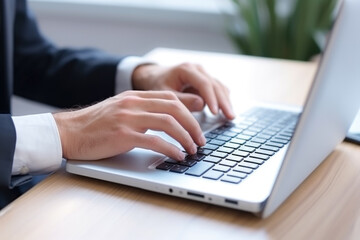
<box><xmin>115</xmin><ymin>56</ymin><xmax>155</xmax><ymax>93</ymax></box>
<box><xmin>11</xmin><ymin>113</ymin><xmax>62</xmax><ymax>175</ymax></box>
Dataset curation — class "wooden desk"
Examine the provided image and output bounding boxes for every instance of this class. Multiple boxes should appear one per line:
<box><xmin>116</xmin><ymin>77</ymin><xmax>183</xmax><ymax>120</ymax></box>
<box><xmin>1</xmin><ymin>48</ymin><xmax>360</xmax><ymax>240</ymax></box>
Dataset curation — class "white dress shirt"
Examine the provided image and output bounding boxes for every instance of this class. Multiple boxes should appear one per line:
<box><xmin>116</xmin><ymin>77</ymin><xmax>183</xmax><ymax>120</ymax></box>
<box><xmin>11</xmin><ymin>56</ymin><xmax>151</xmax><ymax>175</ymax></box>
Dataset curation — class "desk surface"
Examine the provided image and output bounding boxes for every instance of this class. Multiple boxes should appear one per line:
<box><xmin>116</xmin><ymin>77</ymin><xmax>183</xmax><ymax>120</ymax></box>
<box><xmin>1</xmin><ymin>48</ymin><xmax>360</xmax><ymax>240</ymax></box>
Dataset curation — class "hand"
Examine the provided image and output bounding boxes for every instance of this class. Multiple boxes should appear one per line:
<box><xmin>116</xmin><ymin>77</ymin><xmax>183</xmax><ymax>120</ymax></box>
<box><xmin>53</xmin><ymin>91</ymin><xmax>206</xmax><ymax>161</ymax></box>
<box><xmin>132</xmin><ymin>63</ymin><xmax>235</xmax><ymax>120</ymax></box>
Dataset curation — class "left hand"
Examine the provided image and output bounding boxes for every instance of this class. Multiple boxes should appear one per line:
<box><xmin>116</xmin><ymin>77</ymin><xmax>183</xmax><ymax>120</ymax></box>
<box><xmin>132</xmin><ymin>63</ymin><xmax>235</xmax><ymax>120</ymax></box>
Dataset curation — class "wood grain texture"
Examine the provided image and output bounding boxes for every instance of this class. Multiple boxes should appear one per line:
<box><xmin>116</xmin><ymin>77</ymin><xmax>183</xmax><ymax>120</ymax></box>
<box><xmin>1</xmin><ymin>48</ymin><xmax>358</xmax><ymax>240</ymax></box>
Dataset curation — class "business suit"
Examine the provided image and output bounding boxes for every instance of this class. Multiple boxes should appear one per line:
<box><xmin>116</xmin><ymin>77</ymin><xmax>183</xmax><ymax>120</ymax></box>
<box><xmin>1</xmin><ymin>0</ymin><xmax>124</xmax><ymax>205</ymax></box>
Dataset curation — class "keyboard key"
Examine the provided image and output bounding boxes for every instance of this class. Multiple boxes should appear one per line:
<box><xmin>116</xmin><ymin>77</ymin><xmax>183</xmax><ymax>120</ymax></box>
<box><xmin>216</xmin><ymin>135</ymin><xmax>231</xmax><ymax>142</ymax></box>
<box><xmin>275</xmin><ymin>135</ymin><xmax>291</xmax><ymax>141</ymax></box>
<box><xmin>178</xmin><ymin>159</ymin><xmax>198</xmax><ymax>167</ymax></box>
<box><xmin>233</xmin><ymin>166</ymin><xmax>253</xmax><ymax>174</ymax></box>
<box><xmin>211</xmin><ymin>151</ymin><xmax>228</xmax><ymax>158</ymax></box>
<box><xmin>203</xmin><ymin>144</ymin><xmax>219</xmax><ymax>150</ymax></box>
<box><xmin>185</xmin><ymin>162</ymin><xmax>214</xmax><ymax>176</ymax></box>
<box><xmin>251</xmin><ymin>138</ymin><xmax>267</xmax><ymax>144</ymax></box>
<box><xmin>224</xmin><ymin>142</ymin><xmax>240</xmax><ymax>149</ymax></box>
<box><xmin>239</xmin><ymin>146</ymin><xmax>256</xmax><ymax>153</ymax></box>
<box><xmin>186</xmin><ymin>153</ymin><xmax>205</xmax><ymax>161</ymax></box>
<box><xmin>205</xmin><ymin>133</ymin><xmax>217</xmax><ymax>139</ymax></box>
<box><xmin>238</xmin><ymin>162</ymin><xmax>259</xmax><ymax>169</ymax></box>
<box><xmin>203</xmin><ymin>156</ymin><xmax>221</xmax><ymax>164</ymax></box>
<box><xmin>230</xmin><ymin>138</ymin><xmax>246</xmax><ymax>145</ymax></box>
<box><xmin>256</xmin><ymin>134</ymin><xmax>272</xmax><ymax>140</ymax></box>
<box><xmin>262</xmin><ymin>130</ymin><xmax>277</xmax><ymax>136</ymax></box>
<box><xmin>236</xmin><ymin>134</ymin><xmax>252</xmax><ymax>140</ymax></box>
<box><xmin>233</xmin><ymin>150</ymin><xmax>249</xmax><ymax>157</ymax></box>
<box><xmin>226</xmin><ymin>155</ymin><xmax>243</xmax><ymax>162</ymax></box>
<box><xmin>209</xmin><ymin>139</ymin><xmax>225</xmax><ymax>146</ymax></box>
<box><xmin>203</xmin><ymin>170</ymin><xmax>223</xmax><ymax>180</ymax></box>
<box><xmin>197</xmin><ymin>148</ymin><xmax>212</xmax><ymax>155</ymax></box>
<box><xmin>270</xmin><ymin>138</ymin><xmax>288</xmax><ymax>144</ymax></box>
<box><xmin>252</xmin><ymin>123</ymin><xmax>268</xmax><ymax>129</ymax></box>
<box><xmin>278</xmin><ymin>132</ymin><xmax>293</xmax><ymax>138</ymax></box>
<box><xmin>219</xmin><ymin>160</ymin><xmax>237</xmax><ymax>167</ymax></box>
<box><xmin>210</xmin><ymin>129</ymin><xmax>225</xmax><ymax>135</ymax></box>
<box><xmin>213</xmin><ymin>165</ymin><xmax>231</xmax><ymax>172</ymax></box>
<box><xmin>242</xmin><ymin>118</ymin><xmax>256</xmax><ymax>125</ymax></box>
<box><xmin>221</xmin><ymin>175</ymin><xmax>241</xmax><ymax>184</ymax></box>
<box><xmin>265</xmin><ymin>141</ymin><xmax>284</xmax><ymax>148</ymax></box>
<box><xmin>260</xmin><ymin>145</ymin><xmax>279</xmax><ymax>152</ymax></box>
<box><xmin>227</xmin><ymin>127</ymin><xmax>243</xmax><ymax>133</ymax></box>
<box><xmin>250</xmin><ymin>153</ymin><xmax>270</xmax><ymax>160</ymax></box>
<box><xmin>224</xmin><ymin>121</ymin><xmax>235</xmax><ymax>127</ymax></box>
<box><xmin>247</xmin><ymin>127</ymin><xmax>264</xmax><ymax>133</ymax></box>
<box><xmin>255</xmin><ymin>149</ymin><xmax>275</xmax><ymax>156</ymax></box>
<box><xmin>242</xmin><ymin>130</ymin><xmax>257</xmax><ymax>137</ymax></box>
<box><xmin>217</xmin><ymin>146</ymin><xmax>234</xmax><ymax>154</ymax></box>
<box><xmin>268</xmin><ymin>127</ymin><xmax>282</xmax><ymax>132</ymax></box>
<box><xmin>223</xmin><ymin>131</ymin><xmax>237</xmax><ymax>137</ymax></box>
<box><xmin>170</xmin><ymin>165</ymin><xmax>189</xmax><ymax>173</ymax></box>
<box><xmin>245</xmin><ymin>141</ymin><xmax>261</xmax><ymax>148</ymax></box>
<box><xmin>156</xmin><ymin>162</ymin><xmax>174</xmax><ymax>171</ymax></box>
<box><xmin>244</xmin><ymin>157</ymin><xmax>264</xmax><ymax>165</ymax></box>
<box><xmin>205</xmin><ymin>137</ymin><xmax>212</xmax><ymax>143</ymax></box>
<box><xmin>217</xmin><ymin>125</ymin><xmax>230</xmax><ymax>131</ymax></box>
<box><xmin>227</xmin><ymin>171</ymin><xmax>247</xmax><ymax>179</ymax></box>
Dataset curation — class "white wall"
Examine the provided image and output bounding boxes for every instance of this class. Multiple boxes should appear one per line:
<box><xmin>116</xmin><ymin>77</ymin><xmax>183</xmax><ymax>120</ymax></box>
<box><xmin>29</xmin><ymin>1</ymin><xmax>238</xmax><ymax>56</ymax></box>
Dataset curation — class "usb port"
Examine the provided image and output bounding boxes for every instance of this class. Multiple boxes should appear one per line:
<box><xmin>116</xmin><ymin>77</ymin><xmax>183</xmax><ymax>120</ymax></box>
<box><xmin>187</xmin><ymin>192</ymin><xmax>204</xmax><ymax>198</ymax></box>
<box><xmin>225</xmin><ymin>199</ymin><xmax>238</xmax><ymax>205</ymax></box>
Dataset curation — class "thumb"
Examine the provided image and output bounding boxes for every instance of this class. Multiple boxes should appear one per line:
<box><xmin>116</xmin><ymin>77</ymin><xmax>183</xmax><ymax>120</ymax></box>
<box><xmin>175</xmin><ymin>92</ymin><xmax>205</xmax><ymax>112</ymax></box>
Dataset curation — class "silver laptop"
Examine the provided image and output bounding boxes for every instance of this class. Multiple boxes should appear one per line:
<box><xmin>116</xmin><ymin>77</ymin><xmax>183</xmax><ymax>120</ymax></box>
<box><xmin>66</xmin><ymin>0</ymin><xmax>360</xmax><ymax>218</ymax></box>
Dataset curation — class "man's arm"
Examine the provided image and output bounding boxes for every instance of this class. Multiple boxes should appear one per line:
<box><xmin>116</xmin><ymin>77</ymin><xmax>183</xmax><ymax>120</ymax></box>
<box><xmin>13</xmin><ymin>0</ymin><xmax>124</xmax><ymax>108</ymax></box>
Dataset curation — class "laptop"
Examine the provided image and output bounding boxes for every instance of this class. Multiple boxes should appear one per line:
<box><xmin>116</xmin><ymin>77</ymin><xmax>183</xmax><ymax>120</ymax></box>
<box><xmin>66</xmin><ymin>0</ymin><xmax>360</xmax><ymax>218</ymax></box>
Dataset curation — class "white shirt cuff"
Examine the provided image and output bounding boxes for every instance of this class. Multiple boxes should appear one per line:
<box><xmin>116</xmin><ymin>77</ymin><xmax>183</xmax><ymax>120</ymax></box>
<box><xmin>12</xmin><ymin>113</ymin><xmax>63</xmax><ymax>175</ymax></box>
<box><xmin>115</xmin><ymin>56</ymin><xmax>155</xmax><ymax>93</ymax></box>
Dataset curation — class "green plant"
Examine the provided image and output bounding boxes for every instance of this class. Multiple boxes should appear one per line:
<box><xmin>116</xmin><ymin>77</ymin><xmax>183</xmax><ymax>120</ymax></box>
<box><xmin>227</xmin><ymin>0</ymin><xmax>338</xmax><ymax>61</ymax></box>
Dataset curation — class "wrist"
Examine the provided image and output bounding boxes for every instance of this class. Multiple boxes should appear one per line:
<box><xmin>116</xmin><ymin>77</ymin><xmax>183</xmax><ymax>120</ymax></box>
<box><xmin>53</xmin><ymin>111</ymin><xmax>77</xmax><ymax>159</ymax></box>
<box><xmin>131</xmin><ymin>64</ymin><xmax>158</xmax><ymax>90</ymax></box>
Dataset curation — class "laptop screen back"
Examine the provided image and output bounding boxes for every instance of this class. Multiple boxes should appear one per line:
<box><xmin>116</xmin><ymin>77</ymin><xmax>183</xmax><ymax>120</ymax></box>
<box><xmin>263</xmin><ymin>0</ymin><xmax>360</xmax><ymax>217</ymax></box>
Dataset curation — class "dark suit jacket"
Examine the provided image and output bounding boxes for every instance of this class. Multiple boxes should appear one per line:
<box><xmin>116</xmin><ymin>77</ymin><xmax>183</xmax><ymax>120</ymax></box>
<box><xmin>0</xmin><ymin>0</ymin><xmax>124</xmax><ymax>190</ymax></box>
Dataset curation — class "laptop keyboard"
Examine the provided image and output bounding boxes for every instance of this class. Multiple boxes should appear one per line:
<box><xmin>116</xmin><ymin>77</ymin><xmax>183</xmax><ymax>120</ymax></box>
<box><xmin>155</xmin><ymin>107</ymin><xmax>299</xmax><ymax>184</ymax></box>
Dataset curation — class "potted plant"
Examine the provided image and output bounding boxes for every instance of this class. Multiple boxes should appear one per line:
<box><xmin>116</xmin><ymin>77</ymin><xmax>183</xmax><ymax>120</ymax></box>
<box><xmin>227</xmin><ymin>0</ymin><xmax>338</xmax><ymax>61</ymax></box>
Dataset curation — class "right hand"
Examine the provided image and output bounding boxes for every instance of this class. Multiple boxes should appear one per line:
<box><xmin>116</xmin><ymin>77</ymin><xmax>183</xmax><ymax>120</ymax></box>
<box><xmin>53</xmin><ymin>91</ymin><xmax>206</xmax><ymax>161</ymax></box>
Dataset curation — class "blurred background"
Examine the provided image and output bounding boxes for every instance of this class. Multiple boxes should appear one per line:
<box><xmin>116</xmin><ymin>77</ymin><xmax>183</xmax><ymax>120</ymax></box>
<box><xmin>17</xmin><ymin>0</ymin><xmax>338</xmax><ymax>115</ymax></box>
<box><xmin>28</xmin><ymin>0</ymin><xmax>237</xmax><ymax>56</ymax></box>
<box><xmin>29</xmin><ymin>0</ymin><xmax>338</xmax><ymax>60</ymax></box>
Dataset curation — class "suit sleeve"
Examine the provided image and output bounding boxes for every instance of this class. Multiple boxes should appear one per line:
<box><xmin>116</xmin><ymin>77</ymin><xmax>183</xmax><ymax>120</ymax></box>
<box><xmin>13</xmin><ymin>0</ymin><xmax>125</xmax><ymax>108</ymax></box>
<box><xmin>0</xmin><ymin>114</ymin><xmax>32</xmax><ymax>188</ymax></box>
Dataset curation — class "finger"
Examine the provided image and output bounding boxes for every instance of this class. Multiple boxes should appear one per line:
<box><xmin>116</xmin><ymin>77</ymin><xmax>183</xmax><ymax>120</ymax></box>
<box><xmin>132</xmin><ymin>112</ymin><xmax>198</xmax><ymax>155</ymax></box>
<box><xmin>130</xmin><ymin>132</ymin><xmax>186</xmax><ymax>161</ymax></box>
<box><xmin>131</xmin><ymin>98</ymin><xmax>206</xmax><ymax>146</ymax></box>
<box><xmin>176</xmin><ymin>64</ymin><xmax>219</xmax><ymax>115</ymax></box>
<box><xmin>196</xmin><ymin>67</ymin><xmax>235</xmax><ymax>119</ymax></box>
<box><xmin>174</xmin><ymin>92</ymin><xmax>205</xmax><ymax>112</ymax></box>
<box><xmin>213</xmin><ymin>80</ymin><xmax>236</xmax><ymax>120</ymax></box>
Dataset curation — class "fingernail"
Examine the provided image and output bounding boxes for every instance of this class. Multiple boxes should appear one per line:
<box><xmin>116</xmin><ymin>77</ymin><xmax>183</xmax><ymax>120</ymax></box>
<box><xmin>212</xmin><ymin>105</ymin><xmax>219</xmax><ymax>115</ymax></box>
<box><xmin>229</xmin><ymin>110</ymin><xmax>236</xmax><ymax>120</ymax></box>
<box><xmin>193</xmin><ymin>98</ymin><xmax>204</xmax><ymax>111</ymax></box>
<box><xmin>191</xmin><ymin>143</ymin><xmax>198</xmax><ymax>154</ymax></box>
<box><xmin>199</xmin><ymin>134</ymin><xmax>206</xmax><ymax>146</ymax></box>
<box><xmin>178</xmin><ymin>151</ymin><xmax>186</xmax><ymax>161</ymax></box>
